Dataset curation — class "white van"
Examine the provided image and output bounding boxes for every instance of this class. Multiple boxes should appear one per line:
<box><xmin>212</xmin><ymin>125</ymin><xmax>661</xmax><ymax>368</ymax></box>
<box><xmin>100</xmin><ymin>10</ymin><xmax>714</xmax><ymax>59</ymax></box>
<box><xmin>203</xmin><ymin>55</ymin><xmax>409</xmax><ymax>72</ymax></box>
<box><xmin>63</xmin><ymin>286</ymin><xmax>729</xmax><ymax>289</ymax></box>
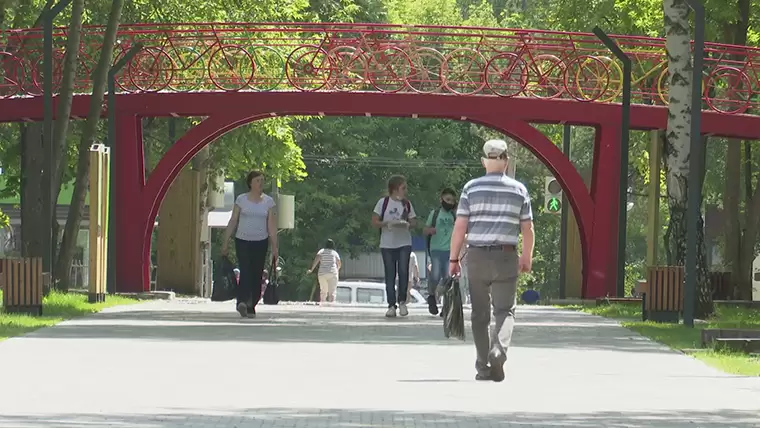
<box><xmin>335</xmin><ymin>280</ymin><xmax>426</xmax><ymax>305</ymax></box>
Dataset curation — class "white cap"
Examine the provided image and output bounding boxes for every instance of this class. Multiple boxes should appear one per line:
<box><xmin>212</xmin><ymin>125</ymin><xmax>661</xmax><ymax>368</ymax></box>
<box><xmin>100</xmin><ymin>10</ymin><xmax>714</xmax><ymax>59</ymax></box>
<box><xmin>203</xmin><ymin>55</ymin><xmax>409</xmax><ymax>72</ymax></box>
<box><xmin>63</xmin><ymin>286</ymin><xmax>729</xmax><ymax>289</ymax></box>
<box><xmin>483</xmin><ymin>139</ymin><xmax>508</xmax><ymax>159</ymax></box>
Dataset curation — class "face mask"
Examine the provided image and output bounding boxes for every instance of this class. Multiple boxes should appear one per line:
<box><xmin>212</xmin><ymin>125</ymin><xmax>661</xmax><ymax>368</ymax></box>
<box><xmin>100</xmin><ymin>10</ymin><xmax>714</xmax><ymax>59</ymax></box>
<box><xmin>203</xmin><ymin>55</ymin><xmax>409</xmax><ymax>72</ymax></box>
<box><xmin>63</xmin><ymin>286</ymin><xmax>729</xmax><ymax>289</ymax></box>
<box><xmin>441</xmin><ymin>201</ymin><xmax>456</xmax><ymax>211</ymax></box>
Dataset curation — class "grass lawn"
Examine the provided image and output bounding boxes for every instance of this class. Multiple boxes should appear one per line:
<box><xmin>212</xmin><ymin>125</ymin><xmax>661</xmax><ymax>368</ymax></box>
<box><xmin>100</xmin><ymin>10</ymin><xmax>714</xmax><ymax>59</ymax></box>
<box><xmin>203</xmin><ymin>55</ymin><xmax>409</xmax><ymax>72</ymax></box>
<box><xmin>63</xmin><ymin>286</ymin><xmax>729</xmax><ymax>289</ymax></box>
<box><xmin>566</xmin><ymin>303</ymin><xmax>760</xmax><ymax>376</ymax></box>
<box><xmin>0</xmin><ymin>290</ymin><xmax>138</xmax><ymax>341</ymax></box>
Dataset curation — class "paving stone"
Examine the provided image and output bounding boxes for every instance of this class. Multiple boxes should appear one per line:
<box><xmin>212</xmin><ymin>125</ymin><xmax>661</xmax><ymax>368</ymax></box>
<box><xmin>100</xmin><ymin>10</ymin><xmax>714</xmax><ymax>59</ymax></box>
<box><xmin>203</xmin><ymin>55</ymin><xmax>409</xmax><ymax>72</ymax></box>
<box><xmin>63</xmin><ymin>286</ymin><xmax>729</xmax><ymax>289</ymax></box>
<box><xmin>0</xmin><ymin>300</ymin><xmax>758</xmax><ymax>427</ymax></box>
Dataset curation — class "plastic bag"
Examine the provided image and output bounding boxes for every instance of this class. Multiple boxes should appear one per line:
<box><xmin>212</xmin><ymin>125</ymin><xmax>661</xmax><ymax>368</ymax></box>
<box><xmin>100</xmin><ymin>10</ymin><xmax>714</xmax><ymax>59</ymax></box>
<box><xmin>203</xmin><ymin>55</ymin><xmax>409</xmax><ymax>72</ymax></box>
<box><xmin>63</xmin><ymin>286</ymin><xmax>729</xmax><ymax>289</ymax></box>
<box><xmin>211</xmin><ymin>256</ymin><xmax>237</xmax><ymax>302</ymax></box>
<box><xmin>441</xmin><ymin>276</ymin><xmax>465</xmax><ymax>341</ymax></box>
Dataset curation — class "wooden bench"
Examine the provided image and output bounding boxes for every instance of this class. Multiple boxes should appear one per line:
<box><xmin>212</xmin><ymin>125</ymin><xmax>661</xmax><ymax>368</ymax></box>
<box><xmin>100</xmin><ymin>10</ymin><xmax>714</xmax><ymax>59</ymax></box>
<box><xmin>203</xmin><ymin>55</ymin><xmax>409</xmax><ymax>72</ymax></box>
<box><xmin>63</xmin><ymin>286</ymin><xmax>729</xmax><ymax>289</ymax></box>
<box><xmin>640</xmin><ymin>266</ymin><xmax>684</xmax><ymax>323</ymax></box>
<box><xmin>1</xmin><ymin>258</ymin><xmax>44</xmax><ymax>316</ymax></box>
<box><xmin>713</xmin><ymin>338</ymin><xmax>760</xmax><ymax>353</ymax></box>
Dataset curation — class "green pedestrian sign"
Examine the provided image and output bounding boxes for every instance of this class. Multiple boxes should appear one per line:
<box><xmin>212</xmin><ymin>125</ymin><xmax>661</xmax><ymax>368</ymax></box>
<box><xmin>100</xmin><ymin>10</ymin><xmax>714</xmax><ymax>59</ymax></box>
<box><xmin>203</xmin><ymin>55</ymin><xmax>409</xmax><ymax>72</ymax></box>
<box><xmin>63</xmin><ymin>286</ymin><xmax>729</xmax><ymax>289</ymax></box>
<box><xmin>547</xmin><ymin>197</ymin><xmax>561</xmax><ymax>213</ymax></box>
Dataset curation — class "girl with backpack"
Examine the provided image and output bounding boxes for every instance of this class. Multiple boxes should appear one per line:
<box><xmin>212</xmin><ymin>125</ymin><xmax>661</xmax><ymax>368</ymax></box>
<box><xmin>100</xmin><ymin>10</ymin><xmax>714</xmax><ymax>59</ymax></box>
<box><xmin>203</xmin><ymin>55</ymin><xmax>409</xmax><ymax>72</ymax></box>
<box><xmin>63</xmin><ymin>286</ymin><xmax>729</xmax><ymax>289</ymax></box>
<box><xmin>371</xmin><ymin>175</ymin><xmax>417</xmax><ymax>318</ymax></box>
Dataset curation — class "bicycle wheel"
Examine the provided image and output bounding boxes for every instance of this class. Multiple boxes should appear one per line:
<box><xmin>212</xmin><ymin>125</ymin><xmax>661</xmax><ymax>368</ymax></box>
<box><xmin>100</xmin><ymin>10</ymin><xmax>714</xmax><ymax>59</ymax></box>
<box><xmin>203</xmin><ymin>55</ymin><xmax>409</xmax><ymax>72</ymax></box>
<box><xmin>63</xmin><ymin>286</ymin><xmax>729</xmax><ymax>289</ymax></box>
<box><xmin>285</xmin><ymin>45</ymin><xmax>332</xmax><ymax>92</ymax></box>
<box><xmin>656</xmin><ymin>65</ymin><xmax>707</xmax><ymax>107</ymax></box>
<box><xmin>129</xmin><ymin>46</ymin><xmax>174</xmax><ymax>92</ymax></box>
<box><xmin>703</xmin><ymin>66</ymin><xmax>751</xmax><ymax>114</ymax></box>
<box><xmin>208</xmin><ymin>45</ymin><xmax>255</xmax><ymax>92</ymax></box>
<box><xmin>525</xmin><ymin>54</ymin><xmax>565</xmax><ymax>99</ymax></box>
<box><xmin>443</xmin><ymin>48</ymin><xmax>486</xmax><ymax>95</ymax></box>
<box><xmin>405</xmin><ymin>47</ymin><xmax>445</xmax><ymax>94</ymax></box>
<box><xmin>30</xmin><ymin>50</ymin><xmax>65</xmax><ymax>96</ymax></box>
<box><xmin>111</xmin><ymin>48</ymin><xmax>136</xmax><ymax>93</ymax></box>
<box><xmin>565</xmin><ymin>55</ymin><xmax>609</xmax><ymax>102</ymax></box>
<box><xmin>167</xmin><ymin>45</ymin><xmax>205</xmax><ymax>92</ymax></box>
<box><xmin>326</xmin><ymin>46</ymin><xmax>367</xmax><ymax>91</ymax></box>
<box><xmin>366</xmin><ymin>47</ymin><xmax>412</xmax><ymax>93</ymax></box>
<box><xmin>594</xmin><ymin>56</ymin><xmax>623</xmax><ymax>102</ymax></box>
<box><xmin>485</xmin><ymin>53</ymin><xmax>527</xmax><ymax>98</ymax></box>
<box><xmin>0</xmin><ymin>52</ymin><xmax>25</xmax><ymax>98</ymax></box>
<box><xmin>248</xmin><ymin>45</ymin><xmax>286</xmax><ymax>91</ymax></box>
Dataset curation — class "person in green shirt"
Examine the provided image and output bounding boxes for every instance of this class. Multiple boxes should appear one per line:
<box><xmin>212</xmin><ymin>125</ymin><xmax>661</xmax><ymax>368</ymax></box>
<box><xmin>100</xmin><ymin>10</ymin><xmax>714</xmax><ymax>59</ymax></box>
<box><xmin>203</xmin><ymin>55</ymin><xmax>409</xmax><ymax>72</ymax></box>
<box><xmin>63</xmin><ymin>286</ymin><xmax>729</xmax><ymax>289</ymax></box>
<box><xmin>423</xmin><ymin>187</ymin><xmax>457</xmax><ymax>315</ymax></box>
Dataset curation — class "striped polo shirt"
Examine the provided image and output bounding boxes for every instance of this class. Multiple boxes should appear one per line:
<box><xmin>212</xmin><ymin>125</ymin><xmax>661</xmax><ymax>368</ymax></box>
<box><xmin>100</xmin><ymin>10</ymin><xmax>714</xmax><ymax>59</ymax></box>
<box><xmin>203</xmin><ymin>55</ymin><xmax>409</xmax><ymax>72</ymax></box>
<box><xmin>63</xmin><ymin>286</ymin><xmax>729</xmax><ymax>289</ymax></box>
<box><xmin>457</xmin><ymin>172</ymin><xmax>533</xmax><ymax>247</ymax></box>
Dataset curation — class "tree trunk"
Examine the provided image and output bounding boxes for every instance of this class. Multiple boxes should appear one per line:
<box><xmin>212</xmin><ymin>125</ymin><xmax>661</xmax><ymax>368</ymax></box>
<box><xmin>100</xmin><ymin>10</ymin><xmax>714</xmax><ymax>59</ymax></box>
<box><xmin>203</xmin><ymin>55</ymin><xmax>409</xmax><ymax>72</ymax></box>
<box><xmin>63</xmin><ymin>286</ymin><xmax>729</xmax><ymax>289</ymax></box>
<box><xmin>20</xmin><ymin>123</ymin><xmax>45</xmax><ymax>258</ymax></box>
<box><xmin>724</xmin><ymin>139</ymin><xmax>741</xmax><ymax>296</ymax></box>
<box><xmin>50</xmin><ymin>0</ymin><xmax>84</xmax><ymax>233</ymax></box>
<box><xmin>720</xmin><ymin>0</ymin><xmax>750</xmax><ymax>300</ymax></box>
<box><xmin>12</xmin><ymin>1</ymin><xmax>54</xmax><ymax>259</ymax></box>
<box><xmin>662</xmin><ymin>0</ymin><xmax>713</xmax><ymax>318</ymax></box>
<box><xmin>738</xmin><ymin>169</ymin><xmax>760</xmax><ymax>299</ymax></box>
<box><xmin>54</xmin><ymin>0</ymin><xmax>124</xmax><ymax>289</ymax></box>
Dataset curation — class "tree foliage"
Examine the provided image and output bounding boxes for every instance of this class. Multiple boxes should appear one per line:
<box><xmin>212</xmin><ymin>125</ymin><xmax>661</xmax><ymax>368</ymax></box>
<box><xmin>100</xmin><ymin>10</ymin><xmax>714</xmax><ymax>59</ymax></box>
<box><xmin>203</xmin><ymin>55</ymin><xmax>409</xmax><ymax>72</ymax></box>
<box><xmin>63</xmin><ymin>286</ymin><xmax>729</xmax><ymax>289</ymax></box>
<box><xmin>1</xmin><ymin>0</ymin><xmax>758</xmax><ymax>303</ymax></box>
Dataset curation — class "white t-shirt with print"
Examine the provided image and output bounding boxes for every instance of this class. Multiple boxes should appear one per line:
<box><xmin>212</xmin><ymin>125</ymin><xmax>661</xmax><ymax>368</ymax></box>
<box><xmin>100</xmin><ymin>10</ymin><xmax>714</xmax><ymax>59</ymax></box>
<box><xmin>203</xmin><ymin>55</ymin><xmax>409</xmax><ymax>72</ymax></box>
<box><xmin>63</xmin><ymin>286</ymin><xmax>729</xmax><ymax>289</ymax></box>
<box><xmin>373</xmin><ymin>197</ymin><xmax>417</xmax><ymax>249</ymax></box>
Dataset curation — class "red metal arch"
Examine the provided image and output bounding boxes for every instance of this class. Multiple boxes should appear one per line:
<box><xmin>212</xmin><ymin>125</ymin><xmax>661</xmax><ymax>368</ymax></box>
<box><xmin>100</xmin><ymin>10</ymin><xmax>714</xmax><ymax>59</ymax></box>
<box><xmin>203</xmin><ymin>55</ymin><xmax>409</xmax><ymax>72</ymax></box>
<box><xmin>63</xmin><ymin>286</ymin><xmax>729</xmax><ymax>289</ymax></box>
<box><xmin>115</xmin><ymin>106</ymin><xmax>610</xmax><ymax>298</ymax></box>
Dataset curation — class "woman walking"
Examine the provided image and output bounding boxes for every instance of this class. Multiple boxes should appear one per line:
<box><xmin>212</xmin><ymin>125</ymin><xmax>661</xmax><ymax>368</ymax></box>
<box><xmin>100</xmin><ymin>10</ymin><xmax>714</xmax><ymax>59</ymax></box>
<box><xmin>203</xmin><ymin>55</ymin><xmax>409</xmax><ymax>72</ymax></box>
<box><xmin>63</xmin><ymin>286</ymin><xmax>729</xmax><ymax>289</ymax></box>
<box><xmin>307</xmin><ymin>239</ymin><xmax>342</xmax><ymax>303</ymax></box>
<box><xmin>371</xmin><ymin>175</ymin><xmax>417</xmax><ymax>318</ymax></box>
<box><xmin>222</xmin><ymin>170</ymin><xmax>278</xmax><ymax>318</ymax></box>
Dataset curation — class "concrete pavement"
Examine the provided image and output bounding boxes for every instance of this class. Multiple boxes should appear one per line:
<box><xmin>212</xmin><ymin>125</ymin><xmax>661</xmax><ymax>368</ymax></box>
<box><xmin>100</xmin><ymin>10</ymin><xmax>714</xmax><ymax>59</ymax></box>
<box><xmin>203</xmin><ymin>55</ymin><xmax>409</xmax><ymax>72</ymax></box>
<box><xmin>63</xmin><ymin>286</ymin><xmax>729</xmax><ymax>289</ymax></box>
<box><xmin>0</xmin><ymin>300</ymin><xmax>758</xmax><ymax>427</ymax></box>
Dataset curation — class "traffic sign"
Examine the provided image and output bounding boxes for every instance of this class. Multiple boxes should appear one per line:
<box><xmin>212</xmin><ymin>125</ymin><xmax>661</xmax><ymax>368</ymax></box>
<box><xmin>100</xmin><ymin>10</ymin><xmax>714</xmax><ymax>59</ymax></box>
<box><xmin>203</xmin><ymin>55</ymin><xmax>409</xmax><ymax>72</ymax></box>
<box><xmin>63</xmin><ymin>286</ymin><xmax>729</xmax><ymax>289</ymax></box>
<box><xmin>547</xmin><ymin>197</ymin><xmax>561</xmax><ymax>213</ymax></box>
<box><xmin>544</xmin><ymin>177</ymin><xmax>562</xmax><ymax>214</ymax></box>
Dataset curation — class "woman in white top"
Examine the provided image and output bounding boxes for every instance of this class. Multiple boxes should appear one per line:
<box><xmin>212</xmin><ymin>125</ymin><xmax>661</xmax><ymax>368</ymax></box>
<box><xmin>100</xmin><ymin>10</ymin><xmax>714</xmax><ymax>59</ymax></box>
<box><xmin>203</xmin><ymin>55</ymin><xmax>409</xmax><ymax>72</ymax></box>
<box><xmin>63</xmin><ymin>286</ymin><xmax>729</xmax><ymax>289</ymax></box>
<box><xmin>371</xmin><ymin>175</ymin><xmax>417</xmax><ymax>318</ymax></box>
<box><xmin>307</xmin><ymin>239</ymin><xmax>341</xmax><ymax>303</ymax></box>
<box><xmin>222</xmin><ymin>170</ymin><xmax>278</xmax><ymax>318</ymax></box>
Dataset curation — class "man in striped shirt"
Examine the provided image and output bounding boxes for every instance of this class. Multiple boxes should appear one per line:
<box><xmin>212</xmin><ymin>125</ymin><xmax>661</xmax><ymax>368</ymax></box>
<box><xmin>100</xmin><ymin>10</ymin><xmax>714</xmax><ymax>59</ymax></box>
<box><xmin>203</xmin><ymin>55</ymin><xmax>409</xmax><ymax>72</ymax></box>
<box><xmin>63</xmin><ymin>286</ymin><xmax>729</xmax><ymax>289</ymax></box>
<box><xmin>449</xmin><ymin>139</ymin><xmax>534</xmax><ymax>383</ymax></box>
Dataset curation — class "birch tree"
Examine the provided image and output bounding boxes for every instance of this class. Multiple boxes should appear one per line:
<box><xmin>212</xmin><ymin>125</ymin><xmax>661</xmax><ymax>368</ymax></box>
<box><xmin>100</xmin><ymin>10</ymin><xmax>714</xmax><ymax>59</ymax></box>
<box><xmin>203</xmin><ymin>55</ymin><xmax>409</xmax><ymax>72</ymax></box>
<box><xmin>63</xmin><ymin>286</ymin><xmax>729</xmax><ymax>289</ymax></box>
<box><xmin>662</xmin><ymin>0</ymin><xmax>713</xmax><ymax>317</ymax></box>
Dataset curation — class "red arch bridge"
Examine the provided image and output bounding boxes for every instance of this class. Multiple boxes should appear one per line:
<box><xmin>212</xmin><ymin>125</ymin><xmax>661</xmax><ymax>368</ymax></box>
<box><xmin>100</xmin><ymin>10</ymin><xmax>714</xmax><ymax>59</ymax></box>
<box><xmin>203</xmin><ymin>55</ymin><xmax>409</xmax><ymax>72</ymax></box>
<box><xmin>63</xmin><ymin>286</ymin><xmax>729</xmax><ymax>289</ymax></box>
<box><xmin>3</xmin><ymin>22</ymin><xmax>760</xmax><ymax>298</ymax></box>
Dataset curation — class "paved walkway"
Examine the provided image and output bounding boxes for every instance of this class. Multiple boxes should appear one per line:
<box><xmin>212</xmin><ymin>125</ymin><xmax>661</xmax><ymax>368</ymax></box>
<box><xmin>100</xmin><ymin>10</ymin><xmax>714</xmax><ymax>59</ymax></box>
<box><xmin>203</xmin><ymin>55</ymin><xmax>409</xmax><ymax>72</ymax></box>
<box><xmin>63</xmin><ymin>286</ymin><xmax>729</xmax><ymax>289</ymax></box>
<box><xmin>0</xmin><ymin>300</ymin><xmax>759</xmax><ymax>427</ymax></box>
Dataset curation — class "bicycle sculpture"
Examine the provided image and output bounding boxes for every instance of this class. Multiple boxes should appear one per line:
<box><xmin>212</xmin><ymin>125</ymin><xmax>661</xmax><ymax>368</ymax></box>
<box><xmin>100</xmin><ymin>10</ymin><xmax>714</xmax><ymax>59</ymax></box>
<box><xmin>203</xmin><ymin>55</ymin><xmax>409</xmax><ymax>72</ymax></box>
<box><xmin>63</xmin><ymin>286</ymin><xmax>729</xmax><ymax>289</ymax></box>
<box><xmin>1</xmin><ymin>23</ymin><xmax>759</xmax><ymax>115</ymax></box>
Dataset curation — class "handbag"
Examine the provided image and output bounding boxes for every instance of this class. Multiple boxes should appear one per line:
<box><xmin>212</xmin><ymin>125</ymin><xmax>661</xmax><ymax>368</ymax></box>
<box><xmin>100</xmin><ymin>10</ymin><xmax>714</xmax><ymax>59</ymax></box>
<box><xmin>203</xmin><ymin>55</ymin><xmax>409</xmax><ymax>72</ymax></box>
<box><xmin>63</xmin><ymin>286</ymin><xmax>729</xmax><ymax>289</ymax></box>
<box><xmin>262</xmin><ymin>256</ymin><xmax>280</xmax><ymax>305</ymax></box>
<box><xmin>211</xmin><ymin>256</ymin><xmax>237</xmax><ymax>302</ymax></box>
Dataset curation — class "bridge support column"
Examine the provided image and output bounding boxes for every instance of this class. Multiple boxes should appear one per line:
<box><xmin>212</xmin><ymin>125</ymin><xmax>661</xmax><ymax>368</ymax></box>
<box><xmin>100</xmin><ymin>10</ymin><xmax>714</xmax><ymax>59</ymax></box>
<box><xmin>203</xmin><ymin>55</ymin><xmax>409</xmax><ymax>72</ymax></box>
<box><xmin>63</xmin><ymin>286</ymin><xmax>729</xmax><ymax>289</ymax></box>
<box><xmin>113</xmin><ymin>114</ymin><xmax>149</xmax><ymax>293</ymax></box>
<box><xmin>585</xmin><ymin>124</ymin><xmax>622</xmax><ymax>298</ymax></box>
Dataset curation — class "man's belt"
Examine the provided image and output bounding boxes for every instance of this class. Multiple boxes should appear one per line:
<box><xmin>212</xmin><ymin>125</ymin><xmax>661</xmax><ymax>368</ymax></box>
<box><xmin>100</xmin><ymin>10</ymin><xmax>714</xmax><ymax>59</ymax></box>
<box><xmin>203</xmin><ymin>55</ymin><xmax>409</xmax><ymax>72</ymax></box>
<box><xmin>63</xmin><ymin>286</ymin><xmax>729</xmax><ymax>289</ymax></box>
<box><xmin>472</xmin><ymin>244</ymin><xmax>517</xmax><ymax>251</ymax></box>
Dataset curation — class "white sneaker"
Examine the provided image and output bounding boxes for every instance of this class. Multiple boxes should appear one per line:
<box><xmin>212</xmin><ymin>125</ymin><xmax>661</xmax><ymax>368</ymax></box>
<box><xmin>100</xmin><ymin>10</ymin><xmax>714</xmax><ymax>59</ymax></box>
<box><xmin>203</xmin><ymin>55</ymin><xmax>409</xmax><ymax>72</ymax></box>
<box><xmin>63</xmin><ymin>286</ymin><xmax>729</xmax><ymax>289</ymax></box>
<box><xmin>399</xmin><ymin>303</ymin><xmax>409</xmax><ymax>317</ymax></box>
<box><xmin>385</xmin><ymin>307</ymin><xmax>397</xmax><ymax>317</ymax></box>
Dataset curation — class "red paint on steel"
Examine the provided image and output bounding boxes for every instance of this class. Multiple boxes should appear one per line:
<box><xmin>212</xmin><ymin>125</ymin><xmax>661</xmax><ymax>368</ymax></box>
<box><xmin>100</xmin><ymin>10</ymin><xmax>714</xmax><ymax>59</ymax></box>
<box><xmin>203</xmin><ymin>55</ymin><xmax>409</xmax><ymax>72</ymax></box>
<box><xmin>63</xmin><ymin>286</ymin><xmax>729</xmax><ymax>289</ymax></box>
<box><xmin>2</xmin><ymin>92</ymin><xmax>760</xmax><ymax>140</ymax></box>
<box><xmin>5</xmin><ymin>22</ymin><xmax>760</xmax><ymax>297</ymax></box>
<box><xmin>2</xmin><ymin>22</ymin><xmax>760</xmax><ymax>114</ymax></box>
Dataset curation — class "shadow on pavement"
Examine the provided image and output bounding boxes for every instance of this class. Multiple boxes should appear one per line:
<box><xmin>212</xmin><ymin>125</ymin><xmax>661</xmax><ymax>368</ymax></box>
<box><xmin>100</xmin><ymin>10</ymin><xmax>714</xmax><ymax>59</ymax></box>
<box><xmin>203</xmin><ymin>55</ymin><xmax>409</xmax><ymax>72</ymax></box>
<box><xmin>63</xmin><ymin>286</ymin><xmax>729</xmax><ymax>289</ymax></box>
<box><xmin>0</xmin><ymin>407</ymin><xmax>758</xmax><ymax>427</ymax></box>
<box><xmin>24</xmin><ymin>304</ymin><xmax>673</xmax><ymax>354</ymax></box>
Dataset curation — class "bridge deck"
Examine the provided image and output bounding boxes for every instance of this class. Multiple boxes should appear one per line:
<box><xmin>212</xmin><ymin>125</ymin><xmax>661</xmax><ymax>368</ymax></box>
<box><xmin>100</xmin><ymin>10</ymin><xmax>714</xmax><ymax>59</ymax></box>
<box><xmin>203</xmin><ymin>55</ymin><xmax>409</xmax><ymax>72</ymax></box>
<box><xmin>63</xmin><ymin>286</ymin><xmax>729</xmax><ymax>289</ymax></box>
<box><xmin>0</xmin><ymin>301</ymin><xmax>758</xmax><ymax>427</ymax></box>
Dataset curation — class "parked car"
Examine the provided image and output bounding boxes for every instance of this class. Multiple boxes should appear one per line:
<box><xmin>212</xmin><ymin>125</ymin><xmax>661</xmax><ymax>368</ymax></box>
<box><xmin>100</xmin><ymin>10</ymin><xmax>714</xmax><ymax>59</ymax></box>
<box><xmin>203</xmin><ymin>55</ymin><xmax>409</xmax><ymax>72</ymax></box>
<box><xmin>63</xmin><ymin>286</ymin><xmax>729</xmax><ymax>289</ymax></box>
<box><xmin>335</xmin><ymin>280</ymin><xmax>426</xmax><ymax>306</ymax></box>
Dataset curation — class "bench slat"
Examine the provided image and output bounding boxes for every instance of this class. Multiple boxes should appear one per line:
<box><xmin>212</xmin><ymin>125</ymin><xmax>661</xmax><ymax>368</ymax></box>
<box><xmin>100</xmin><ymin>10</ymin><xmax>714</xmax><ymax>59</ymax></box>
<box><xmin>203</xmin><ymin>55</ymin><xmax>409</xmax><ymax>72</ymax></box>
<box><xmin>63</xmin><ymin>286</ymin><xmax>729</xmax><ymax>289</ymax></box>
<box><xmin>1</xmin><ymin>258</ymin><xmax>44</xmax><ymax>316</ymax></box>
<box><xmin>645</xmin><ymin>266</ymin><xmax>684</xmax><ymax>323</ymax></box>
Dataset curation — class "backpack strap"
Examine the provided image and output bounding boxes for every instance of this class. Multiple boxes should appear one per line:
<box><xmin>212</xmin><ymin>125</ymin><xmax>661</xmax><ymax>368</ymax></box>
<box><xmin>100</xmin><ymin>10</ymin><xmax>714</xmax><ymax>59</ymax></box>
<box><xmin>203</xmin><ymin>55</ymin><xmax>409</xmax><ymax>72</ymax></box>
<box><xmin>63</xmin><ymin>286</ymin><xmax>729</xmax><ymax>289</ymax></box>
<box><xmin>426</xmin><ymin>208</ymin><xmax>441</xmax><ymax>256</ymax></box>
<box><xmin>379</xmin><ymin>196</ymin><xmax>390</xmax><ymax>221</ymax></box>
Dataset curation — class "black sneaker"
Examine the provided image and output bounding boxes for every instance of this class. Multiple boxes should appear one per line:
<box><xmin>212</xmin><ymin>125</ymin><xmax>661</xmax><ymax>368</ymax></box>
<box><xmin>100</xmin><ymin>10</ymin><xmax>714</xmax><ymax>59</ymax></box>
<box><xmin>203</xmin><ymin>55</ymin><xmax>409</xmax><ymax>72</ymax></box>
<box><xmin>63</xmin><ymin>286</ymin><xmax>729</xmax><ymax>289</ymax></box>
<box><xmin>475</xmin><ymin>372</ymin><xmax>492</xmax><ymax>381</ymax></box>
<box><xmin>236</xmin><ymin>302</ymin><xmax>248</xmax><ymax>318</ymax></box>
<box><xmin>488</xmin><ymin>349</ymin><xmax>507</xmax><ymax>383</ymax></box>
<box><xmin>427</xmin><ymin>295</ymin><xmax>439</xmax><ymax>315</ymax></box>
<box><xmin>246</xmin><ymin>306</ymin><xmax>256</xmax><ymax>318</ymax></box>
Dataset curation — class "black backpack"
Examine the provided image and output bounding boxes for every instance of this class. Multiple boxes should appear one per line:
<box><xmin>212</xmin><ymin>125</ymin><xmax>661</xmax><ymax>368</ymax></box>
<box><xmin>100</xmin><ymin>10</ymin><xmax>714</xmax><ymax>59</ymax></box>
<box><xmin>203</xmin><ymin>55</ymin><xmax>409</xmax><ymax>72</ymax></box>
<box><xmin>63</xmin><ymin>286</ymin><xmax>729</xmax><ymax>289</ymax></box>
<box><xmin>426</xmin><ymin>208</ymin><xmax>441</xmax><ymax>257</ymax></box>
<box><xmin>378</xmin><ymin>196</ymin><xmax>411</xmax><ymax>237</ymax></box>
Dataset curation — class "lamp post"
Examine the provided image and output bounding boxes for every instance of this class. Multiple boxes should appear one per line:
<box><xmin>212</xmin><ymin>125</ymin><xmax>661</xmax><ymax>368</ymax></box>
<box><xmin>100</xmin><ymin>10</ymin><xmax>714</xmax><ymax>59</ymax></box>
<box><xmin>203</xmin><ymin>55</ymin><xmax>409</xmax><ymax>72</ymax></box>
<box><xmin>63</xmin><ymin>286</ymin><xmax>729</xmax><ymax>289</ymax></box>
<box><xmin>683</xmin><ymin>0</ymin><xmax>705</xmax><ymax>328</ymax></box>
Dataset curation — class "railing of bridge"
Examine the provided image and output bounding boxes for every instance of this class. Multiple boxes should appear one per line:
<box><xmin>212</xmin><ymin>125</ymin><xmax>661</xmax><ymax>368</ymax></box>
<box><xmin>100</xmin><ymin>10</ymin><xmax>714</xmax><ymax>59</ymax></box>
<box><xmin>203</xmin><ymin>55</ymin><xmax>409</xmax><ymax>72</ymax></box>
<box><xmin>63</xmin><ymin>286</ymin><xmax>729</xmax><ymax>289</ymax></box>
<box><xmin>1</xmin><ymin>22</ymin><xmax>760</xmax><ymax>114</ymax></box>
